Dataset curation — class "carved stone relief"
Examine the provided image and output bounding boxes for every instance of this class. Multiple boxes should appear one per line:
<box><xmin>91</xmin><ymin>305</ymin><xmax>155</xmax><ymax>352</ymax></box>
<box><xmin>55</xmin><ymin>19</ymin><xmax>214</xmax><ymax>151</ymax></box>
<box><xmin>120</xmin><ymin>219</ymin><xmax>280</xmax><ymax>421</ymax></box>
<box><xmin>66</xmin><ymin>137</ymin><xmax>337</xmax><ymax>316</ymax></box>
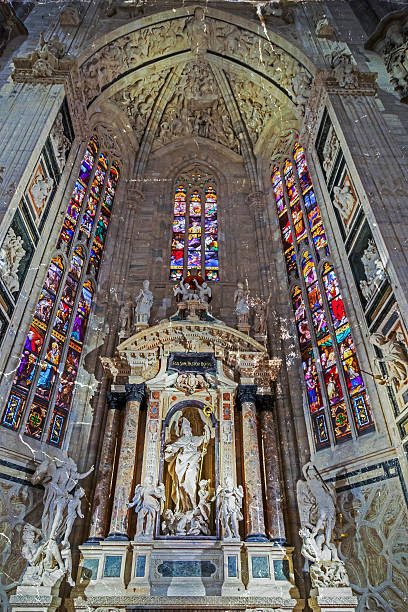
<box><xmin>0</xmin><ymin>227</ymin><xmax>26</xmax><ymax>294</ymax></box>
<box><xmin>50</xmin><ymin>112</ymin><xmax>71</xmax><ymax>172</ymax></box>
<box><xmin>338</xmin><ymin>478</ymin><xmax>408</xmax><ymax>611</ymax></box>
<box><xmin>111</xmin><ymin>70</ymin><xmax>169</xmax><ymax>142</ymax></box>
<box><xmin>322</xmin><ymin>125</ymin><xmax>340</xmax><ymax>178</ymax></box>
<box><xmin>154</xmin><ymin>61</ymin><xmax>240</xmax><ymax>153</ymax></box>
<box><xmin>359</xmin><ymin>239</ymin><xmax>386</xmax><ymax>302</ymax></box>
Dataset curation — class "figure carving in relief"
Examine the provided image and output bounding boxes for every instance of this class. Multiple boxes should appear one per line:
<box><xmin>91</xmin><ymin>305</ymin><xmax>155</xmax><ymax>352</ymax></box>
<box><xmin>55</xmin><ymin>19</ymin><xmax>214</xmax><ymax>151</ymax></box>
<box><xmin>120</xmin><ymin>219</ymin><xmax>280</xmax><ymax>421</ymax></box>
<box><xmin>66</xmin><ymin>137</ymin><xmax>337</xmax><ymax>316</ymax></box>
<box><xmin>0</xmin><ymin>226</ymin><xmax>25</xmax><ymax>294</ymax></box>
<box><xmin>253</xmin><ymin>294</ymin><xmax>271</xmax><ymax>336</ymax></box>
<box><xmin>134</xmin><ymin>279</ymin><xmax>153</xmax><ymax>324</ymax></box>
<box><xmin>292</xmin><ymin>69</ymin><xmax>312</xmax><ymax>117</ymax></box>
<box><xmin>50</xmin><ymin>113</ymin><xmax>70</xmax><ymax>171</ymax></box>
<box><xmin>184</xmin><ymin>7</ymin><xmax>209</xmax><ymax>56</ymax></box>
<box><xmin>234</xmin><ymin>282</ymin><xmax>249</xmax><ymax>326</ymax></box>
<box><xmin>332</xmin><ymin>183</ymin><xmax>356</xmax><ymax>224</ymax></box>
<box><xmin>322</xmin><ymin>127</ymin><xmax>339</xmax><ymax>175</ymax></box>
<box><xmin>176</xmin><ymin>373</ymin><xmax>208</xmax><ymax>394</ymax></box>
<box><xmin>359</xmin><ymin>239</ymin><xmax>386</xmax><ymax>301</ymax></box>
<box><xmin>297</xmin><ymin>462</ymin><xmax>339</xmax><ymax>565</ymax></box>
<box><xmin>215</xmin><ymin>476</ymin><xmax>243</xmax><ymax>540</ymax></box>
<box><xmin>118</xmin><ymin>293</ymin><xmax>133</xmax><ymax>336</ymax></box>
<box><xmin>129</xmin><ymin>475</ymin><xmax>165</xmax><ymax>537</ymax></box>
<box><xmin>164</xmin><ymin>416</ymin><xmax>210</xmax><ymax>514</ymax></box>
<box><xmin>30</xmin><ymin>172</ymin><xmax>54</xmax><ymax>216</ymax></box>
<box><xmin>370</xmin><ymin>331</ymin><xmax>408</xmax><ymax>388</ymax></box>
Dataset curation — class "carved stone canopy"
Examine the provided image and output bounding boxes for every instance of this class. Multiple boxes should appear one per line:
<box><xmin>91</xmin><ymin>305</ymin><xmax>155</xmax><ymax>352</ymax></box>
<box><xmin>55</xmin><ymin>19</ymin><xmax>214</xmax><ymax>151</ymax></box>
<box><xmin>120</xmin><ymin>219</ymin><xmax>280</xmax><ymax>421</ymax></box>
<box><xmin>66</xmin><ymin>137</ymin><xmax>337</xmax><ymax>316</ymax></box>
<box><xmin>100</xmin><ymin>319</ymin><xmax>282</xmax><ymax>390</ymax></box>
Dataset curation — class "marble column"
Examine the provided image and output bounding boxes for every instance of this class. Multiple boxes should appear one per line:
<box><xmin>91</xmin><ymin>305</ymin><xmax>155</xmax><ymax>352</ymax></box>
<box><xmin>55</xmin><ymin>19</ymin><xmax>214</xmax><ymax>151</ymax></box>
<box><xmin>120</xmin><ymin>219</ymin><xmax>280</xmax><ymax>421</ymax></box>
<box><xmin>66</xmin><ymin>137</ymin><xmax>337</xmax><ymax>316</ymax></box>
<box><xmin>237</xmin><ymin>385</ymin><xmax>268</xmax><ymax>542</ymax></box>
<box><xmin>87</xmin><ymin>392</ymin><xmax>125</xmax><ymax>543</ymax></box>
<box><xmin>257</xmin><ymin>394</ymin><xmax>286</xmax><ymax>545</ymax></box>
<box><xmin>107</xmin><ymin>383</ymin><xmax>145</xmax><ymax>540</ymax></box>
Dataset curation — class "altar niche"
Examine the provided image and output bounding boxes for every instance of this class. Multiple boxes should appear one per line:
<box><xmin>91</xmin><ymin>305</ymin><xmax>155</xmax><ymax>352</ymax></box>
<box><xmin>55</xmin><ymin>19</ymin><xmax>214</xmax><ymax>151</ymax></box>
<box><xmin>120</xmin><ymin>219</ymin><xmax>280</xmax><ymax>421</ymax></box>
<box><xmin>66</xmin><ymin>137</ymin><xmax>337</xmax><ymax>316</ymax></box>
<box><xmin>157</xmin><ymin>400</ymin><xmax>219</xmax><ymax>540</ymax></box>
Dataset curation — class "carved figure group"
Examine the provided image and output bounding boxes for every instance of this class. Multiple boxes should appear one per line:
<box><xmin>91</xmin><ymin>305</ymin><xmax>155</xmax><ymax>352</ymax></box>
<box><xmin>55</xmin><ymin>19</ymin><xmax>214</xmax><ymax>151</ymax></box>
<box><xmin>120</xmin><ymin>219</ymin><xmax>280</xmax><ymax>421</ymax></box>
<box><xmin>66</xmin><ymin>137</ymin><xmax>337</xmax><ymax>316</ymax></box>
<box><xmin>215</xmin><ymin>476</ymin><xmax>243</xmax><ymax>540</ymax></box>
<box><xmin>20</xmin><ymin>453</ymin><xmax>93</xmax><ymax>587</ymax></box>
<box><xmin>359</xmin><ymin>239</ymin><xmax>386</xmax><ymax>301</ymax></box>
<box><xmin>370</xmin><ymin>331</ymin><xmax>408</xmax><ymax>388</ymax></box>
<box><xmin>129</xmin><ymin>474</ymin><xmax>165</xmax><ymax>538</ymax></box>
<box><xmin>332</xmin><ymin>183</ymin><xmax>356</xmax><ymax>224</ymax></box>
<box><xmin>0</xmin><ymin>227</ymin><xmax>25</xmax><ymax>294</ymax></box>
<box><xmin>176</xmin><ymin>373</ymin><xmax>208</xmax><ymax>394</ymax></box>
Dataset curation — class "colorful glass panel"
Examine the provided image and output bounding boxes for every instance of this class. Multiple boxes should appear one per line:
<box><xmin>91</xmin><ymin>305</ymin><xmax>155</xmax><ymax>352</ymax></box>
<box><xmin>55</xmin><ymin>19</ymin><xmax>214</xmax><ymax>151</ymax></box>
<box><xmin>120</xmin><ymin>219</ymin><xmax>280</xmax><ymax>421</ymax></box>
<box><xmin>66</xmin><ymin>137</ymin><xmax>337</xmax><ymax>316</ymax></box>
<box><xmin>80</xmin><ymin>154</ymin><xmax>108</xmax><ymax>237</ymax></box>
<box><xmin>283</xmin><ymin>159</ymin><xmax>299</xmax><ymax>205</ymax></box>
<box><xmin>273</xmin><ymin>167</ymin><xmax>297</xmax><ymax>273</ymax></box>
<box><xmin>89</xmin><ymin>162</ymin><xmax>119</xmax><ymax>277</ymax></box>
<box><xmin>292</xmin><ymin>286</ymin><xmax>311</xmax><ymax>347</ymax></box>
<box><xmin>205</xmin><ymin>186</ymin><xmax>218</xmax><ymax>281</ymax></box>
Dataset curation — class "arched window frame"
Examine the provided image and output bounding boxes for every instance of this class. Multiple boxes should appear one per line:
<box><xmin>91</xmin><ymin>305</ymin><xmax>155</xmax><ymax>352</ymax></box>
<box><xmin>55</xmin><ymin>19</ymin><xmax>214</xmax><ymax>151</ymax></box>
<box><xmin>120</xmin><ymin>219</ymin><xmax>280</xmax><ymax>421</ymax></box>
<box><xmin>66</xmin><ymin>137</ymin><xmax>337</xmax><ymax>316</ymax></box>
<box><xmin>169</xmin><ymin>167</ymin><xmax>219</xmax><ymax>282</ymax></box>
<box><xmin>1</xmin><ymin>135</ymin><xmax>121</xmax><ymax>448</ymax></box>
<box><xmin>273</xmin><ymin>142</ymin><xmax>375</xmax><ymax>451</ymax></box>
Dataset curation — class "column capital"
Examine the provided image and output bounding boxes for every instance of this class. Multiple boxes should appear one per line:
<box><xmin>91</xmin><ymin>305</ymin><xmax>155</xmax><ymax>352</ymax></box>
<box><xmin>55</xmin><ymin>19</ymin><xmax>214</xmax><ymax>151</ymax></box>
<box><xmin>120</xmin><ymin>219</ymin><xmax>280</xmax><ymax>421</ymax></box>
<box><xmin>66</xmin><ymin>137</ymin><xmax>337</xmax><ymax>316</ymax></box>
<box><xmin>106</xmin><ymin>391</ymin><xmax>126</xmax><ymax>411</ymax></box>
<box><xmin>125</xmin><ymin>382</ymin><xmax>145</xmax><ymax>404</ymax></box>
<box><xmin>237</xmin><ymin>384</ymin><xmax>258</xmax><ymax>405</ymax></box>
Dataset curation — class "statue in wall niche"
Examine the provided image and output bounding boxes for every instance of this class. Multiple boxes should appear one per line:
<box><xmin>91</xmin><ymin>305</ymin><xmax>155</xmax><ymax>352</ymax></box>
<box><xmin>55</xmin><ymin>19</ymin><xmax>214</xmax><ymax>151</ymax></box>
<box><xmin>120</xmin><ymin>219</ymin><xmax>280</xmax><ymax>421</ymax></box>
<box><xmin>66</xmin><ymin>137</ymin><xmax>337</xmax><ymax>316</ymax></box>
<box><xmin>296</xmin><ymin>462</ymin><xmax>350</xmax><ymax>587</ymax></box>
<box><xmin>129</xmin><ymin>475</ymin><xmax>165</xmax><ymax>538</ymax></box>
<box><xmin>19</xmin><ymin>453</ymin><xmax>93</xmax><ymax>588</ymax></box>
<box><xmin>359</xmin><ymin>239</ymin><xmax>386</xmax><ymax>301</ymax></box>
<box><xmin>234</xmin><ymin>282</ymin><xmax>249</xmax><ymax>326</ymax></box>
<box><xmin>332</xmin><ymin>183</ymin><xmax>356</xmax><ymax>224</ymax></box>
<box><xmin>165</xmin><ymin>416</ymin><xmax>211</xmax><ymax>514</ymax></box>
<box><xmin>0</xmin><ymin>226</ymin><xmax>25</xmax><ymax>294</ymax></box>
<box><xmin>50</xmin><ymin>113</ymin><xmax>70</xmax><ymax>172</ymax></box>
<box><xmin>215</xmin><ymin>476</ymin><xmax>244</xmax><ymax>540</ymax></box>
<box><xmin>370</xmin><ymin>331</ymin><xmax>408</xmax><ymax>389</ymax></box>
<box><xmin>134</xmin><ymin>279</ymin><xmax>153</xmax><ymax>325</ymax></box>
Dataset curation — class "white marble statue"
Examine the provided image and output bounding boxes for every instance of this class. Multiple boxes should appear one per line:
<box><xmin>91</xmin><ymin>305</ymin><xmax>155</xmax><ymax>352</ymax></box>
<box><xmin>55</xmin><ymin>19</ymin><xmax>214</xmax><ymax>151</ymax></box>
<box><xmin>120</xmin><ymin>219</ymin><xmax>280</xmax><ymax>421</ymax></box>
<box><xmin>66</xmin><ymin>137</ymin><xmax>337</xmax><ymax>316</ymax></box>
<box><xmin>30</xmin><ymin>172</ymin><xmax>54</xmax><ymax>215</ymax></box>
<box><xmin>173</xmin><ymin>279</ymin><xmax>193</xmax><ymax>302</ymax></box>
<box><xmin>129</xmin><ymin>474</ymin><xmax>165</xmax><ymax>537</ymax></box>
<box><xmin>253</xmin><ymin>294</ymin><xmax>271</xmax><ymax>336</ymax></box>
<box><xmin>19</xmin><ymin>453</ymin><xmax>92</xmax><ymax>588</ymax></box>
<box><xmin>296</xmin><ymin>462</ymin><xmax>338</xmax><ymax>565</ymax></box>
<box><xmin>234</xmin><ymin>282</ymin><xmax>249</xmax><ymax>326</ymax></box>
<box><xmin>215</xmin><ymin>476</ymin><xmax>244</xmax><ymax>540</ymax></box>
<box><xmin>164</xmin><ymin>416</ymin><xmax>210</xmax><ymax>513</ymax></box>
<box><xmin>0</xmin><ymin>227</ymin><xmax>25</xmax><ymax>294</ymax></box>
<box><xmin>134</xmin><ymin>279</ymin><xmax>153</xmax><ymax>324</ymax></box>
<box><xmin>370</xmin><ymin>332</ymin><xmax>408</xmax><ymax>388</ymax></box>
<box><xmin>198</xmin><ymin>479</ymin><xmax>211</xmax><ymax>522</ymax></box>
<box><xmin>194</xmin><ymin>278</ymin><xmax>211</xmax><ymax>303</ymax></box>
<box><xmin>119</xmin><ymin>293</ymin><xmax>133</xmax><ymax>336</ymax></box>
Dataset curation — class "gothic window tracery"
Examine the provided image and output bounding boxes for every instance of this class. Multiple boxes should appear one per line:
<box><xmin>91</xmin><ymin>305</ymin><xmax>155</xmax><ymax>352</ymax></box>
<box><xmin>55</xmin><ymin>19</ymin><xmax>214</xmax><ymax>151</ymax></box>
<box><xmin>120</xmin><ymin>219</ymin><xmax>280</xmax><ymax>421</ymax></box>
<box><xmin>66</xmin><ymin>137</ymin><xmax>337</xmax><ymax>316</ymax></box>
<box><xmin>1</xmin><ymin>135</ymin><xmax>120</xmax><ymax>447</ymax></box>
<box><xmin>170</xmin><ymin>168</ymin><xmax>219</xmax><ymax>281</ymax></box>
<box><xmin>272</xmin><ymin>142</ymin><xmax>375</xmax><ymax>450</ymax></box>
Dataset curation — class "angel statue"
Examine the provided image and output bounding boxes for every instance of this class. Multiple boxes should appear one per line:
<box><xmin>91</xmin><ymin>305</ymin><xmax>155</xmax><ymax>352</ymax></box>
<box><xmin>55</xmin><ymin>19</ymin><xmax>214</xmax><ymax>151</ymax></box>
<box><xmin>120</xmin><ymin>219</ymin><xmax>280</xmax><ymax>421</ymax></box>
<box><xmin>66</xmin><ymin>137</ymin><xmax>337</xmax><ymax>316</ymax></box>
<box><xmin>215</xmin><ymin>476</ymin><xmax>244</xmax><ymax>540</ymax></box>
<box><xmin>296</xmin><ymin>462</ymin><xmax>338</xmax><ymax>566</ymax></box>
<box><xmin>129</xmin><ymin>474</ymin><xmax>165</xmax><ymax>538</ymax></box>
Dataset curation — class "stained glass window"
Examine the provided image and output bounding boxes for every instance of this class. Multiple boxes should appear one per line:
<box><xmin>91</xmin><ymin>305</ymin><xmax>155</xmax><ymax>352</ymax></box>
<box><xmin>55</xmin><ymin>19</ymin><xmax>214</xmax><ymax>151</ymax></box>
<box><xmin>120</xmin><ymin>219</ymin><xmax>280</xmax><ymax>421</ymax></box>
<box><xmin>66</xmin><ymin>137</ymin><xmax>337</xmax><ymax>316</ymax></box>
<box><xmin>1</xmin><ymin>135</ymin><xmax>120</xmax><ymax>447</ymax></box>
<box><xmin>170</xmin><ymin>173</ymin><xmax>219</xmax><ymax>281</ymax></box>
<box><xmin>273</xmin><ymin>141</ymin><xmax>374</xmax><ymax>450</ymax></box>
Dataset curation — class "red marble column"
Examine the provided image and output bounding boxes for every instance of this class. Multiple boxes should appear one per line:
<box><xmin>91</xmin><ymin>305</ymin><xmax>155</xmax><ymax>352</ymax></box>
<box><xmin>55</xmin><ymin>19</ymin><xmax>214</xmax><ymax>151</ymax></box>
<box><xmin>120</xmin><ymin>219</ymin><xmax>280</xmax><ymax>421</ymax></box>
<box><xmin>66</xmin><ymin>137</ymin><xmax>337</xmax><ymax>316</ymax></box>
<box><xmin>107</xmin><ymin>383</ymin><xmax>145</xmax><ymax>540</ymax></box>
<box><xmin>258</xmin><ymin>394</ymin><xmax>286</xmax><ymax>545</ymax></box>
<box><xmin>87</xmin><ymin>392</ymin><xmax>124</xmax><ymax>543</ymax></box>
<box><xmin>237</xmin><ymin>385</ymin><xmax>268</xmax><ymax>542</ymax></box>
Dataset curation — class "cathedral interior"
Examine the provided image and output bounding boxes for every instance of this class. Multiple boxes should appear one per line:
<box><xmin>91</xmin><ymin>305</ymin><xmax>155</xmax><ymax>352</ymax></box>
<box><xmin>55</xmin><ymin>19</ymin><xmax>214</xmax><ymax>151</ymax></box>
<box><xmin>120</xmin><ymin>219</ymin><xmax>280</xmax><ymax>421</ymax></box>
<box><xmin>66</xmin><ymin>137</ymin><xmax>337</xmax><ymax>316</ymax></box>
<box><xmin>0</xmin><ymin>0</ymin><xmax>408</xmax><ymax>611</ymax></box>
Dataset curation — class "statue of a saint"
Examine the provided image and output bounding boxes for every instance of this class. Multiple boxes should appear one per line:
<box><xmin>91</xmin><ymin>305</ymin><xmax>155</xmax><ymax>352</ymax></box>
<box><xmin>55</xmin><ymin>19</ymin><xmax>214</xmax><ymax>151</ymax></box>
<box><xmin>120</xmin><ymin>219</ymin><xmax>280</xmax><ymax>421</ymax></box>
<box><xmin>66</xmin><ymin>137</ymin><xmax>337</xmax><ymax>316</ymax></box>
<box><xmin>129</xmin><ymin>474</ymin><xmax>165</xmax><ymax>537</ymax></box>
<box><xmin>165</xmin><ymin>416</ymin><xmax>210</xmax><ymax>514</ymax></box>
<box><xmin>184</xmin><ymin>6</ymin><xmax>209</xmax><ymax>56</ymax></box>
<box><xmin>370</xmin><ymin>331</ymin><xmax>408</xmax><ymax>388</ymax></box>
<box><xmin>215</xmin><ymin>476</ymin><xmax>243</xmax><ymax>540</ymax></box>
<box><xmin>234</xmin><ymin>282</ymin><xmax>249</xmax><ymax>326</ymax></box>
<box><xmin>134</xmin><ymin>279</ymin><xmax>153</xmax><ymax>324</ymax></box>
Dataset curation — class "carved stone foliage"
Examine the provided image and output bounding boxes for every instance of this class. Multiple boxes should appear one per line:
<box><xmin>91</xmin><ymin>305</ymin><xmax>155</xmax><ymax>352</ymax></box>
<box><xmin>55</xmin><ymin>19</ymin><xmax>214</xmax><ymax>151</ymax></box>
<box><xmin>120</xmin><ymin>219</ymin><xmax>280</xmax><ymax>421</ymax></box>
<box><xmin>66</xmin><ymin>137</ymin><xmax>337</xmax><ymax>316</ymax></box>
<box><xmin>154</xmin><ymin>61</ymin><xmax>240</xmax><ymax>153</ymax></box>
<box><xmin>0</xmin><ymin>227</ymin><xmax>26</xmax><ymax>294</ymax></box>
<box><xmin>338</xmin><ymin>477</ymin><xmax>408</xmax><ymax>611</ymax></box>
<box><xmin>365</xmin><ymin>7</ymin><xmax>408</xmax><ymax>103</ymax></box>
<box><xmin>227</xmin><ymin>71</ymin><xmax>278</xmax><ymax>144</ymax></box>
<box><xmin>359</xmin><ymin>239</ymin><xmax>386</xmax><ymax>302</ymax></box>
<box><xmin>111</xmin><ymin>70</ymin><xmax>169</xmax><ymax>141</ymax></box>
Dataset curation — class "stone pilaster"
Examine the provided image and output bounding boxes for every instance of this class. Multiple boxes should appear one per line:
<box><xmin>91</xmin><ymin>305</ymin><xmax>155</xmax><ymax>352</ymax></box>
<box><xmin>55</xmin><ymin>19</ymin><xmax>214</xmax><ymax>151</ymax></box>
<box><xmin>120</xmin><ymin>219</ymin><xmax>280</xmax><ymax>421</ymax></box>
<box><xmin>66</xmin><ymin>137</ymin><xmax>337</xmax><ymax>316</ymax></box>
<box><xmin>107</xmin><ymin>383</ymin><xmax>145</xmax><ymax>540</ymax></box>
<box><xmin>87</xmin><ymin>392</ymin><xmax>125</xmax><ymax>543</ymax></box>
<box><xmin>257</xmin><ymin>394</ymin><xmax>286</xmax><ymax>545</ymax></box>
<box><xmin>237</xmin><ymin>385</ymin><xmax>268</xmax><ymax>542</ymax></box>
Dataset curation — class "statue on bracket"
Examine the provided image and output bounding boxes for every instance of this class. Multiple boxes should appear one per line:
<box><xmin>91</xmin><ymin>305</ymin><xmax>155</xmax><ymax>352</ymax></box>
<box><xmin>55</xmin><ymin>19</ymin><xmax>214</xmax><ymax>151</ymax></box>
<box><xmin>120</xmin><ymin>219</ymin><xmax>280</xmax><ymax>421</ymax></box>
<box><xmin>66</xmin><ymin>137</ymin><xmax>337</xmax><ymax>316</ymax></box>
<box><xmin>370</xmin><ymin>331</ymin><xmax>408</xmax><ymax>389</ymax></box>
<box><xmin>134</xmin><ymin>279</ymin><xmax>153</xmax><ymax>325</ymax></box>
<box><xmin>215</xmin><ymin>476</ymin><xmax>244</xmax><ymax>540</ymax></box>
<box><xmin>118</xmin><ymin>292</ymin><xmax>134</xmax><ymax>338</ymax></box>
<box><xmin>129</xmin><ymin>474</ymin><xmax>165</xmax><ymax>538</ymax></box>
<box><xmin>234</xmin><ymin>282</ymin><xmax>249</xmax><ymax>327</ymax></box>
<box><xmin>297</xmin><ymin>462</ymin><xmax>349</xmax><ymax>588</ymax></box>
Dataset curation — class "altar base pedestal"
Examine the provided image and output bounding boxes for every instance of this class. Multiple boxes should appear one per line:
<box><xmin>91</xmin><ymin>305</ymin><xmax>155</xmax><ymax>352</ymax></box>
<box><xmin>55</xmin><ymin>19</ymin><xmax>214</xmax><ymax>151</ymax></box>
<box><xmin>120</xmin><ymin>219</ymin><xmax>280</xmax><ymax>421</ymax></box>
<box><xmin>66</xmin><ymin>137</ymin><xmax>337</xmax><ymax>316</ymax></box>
<box><xmin>309</xmin><ymin>586</ymin><xmax>358</xmax><ymax>612</ymax></box>
<box><xmin>10</xmin><ymin>585</ymin><xmax>61</xmax><ymax>612</ymax></box>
